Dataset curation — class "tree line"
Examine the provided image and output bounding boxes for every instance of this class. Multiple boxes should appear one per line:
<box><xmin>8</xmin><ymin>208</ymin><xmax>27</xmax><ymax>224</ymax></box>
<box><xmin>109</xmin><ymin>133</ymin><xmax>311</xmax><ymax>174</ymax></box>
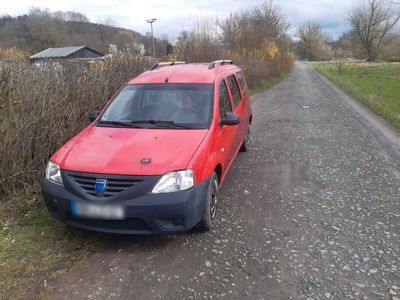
<box><xmin>295</xmin><ymin>0</ymin><xmax>400</xmax><ymax>61</ymax></box>
<box><xmin>0</xmin><ymin>8</ymin><xmax>171</xmax><ymax>56</ymax></box>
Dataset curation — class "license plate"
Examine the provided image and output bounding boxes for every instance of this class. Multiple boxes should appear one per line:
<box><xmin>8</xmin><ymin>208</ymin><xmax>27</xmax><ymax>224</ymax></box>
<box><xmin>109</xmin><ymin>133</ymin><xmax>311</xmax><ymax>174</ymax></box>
<box><xmin>71</xmin><ymin>201</ymin><xmax>125</xmax><ymax>220</ymax></box>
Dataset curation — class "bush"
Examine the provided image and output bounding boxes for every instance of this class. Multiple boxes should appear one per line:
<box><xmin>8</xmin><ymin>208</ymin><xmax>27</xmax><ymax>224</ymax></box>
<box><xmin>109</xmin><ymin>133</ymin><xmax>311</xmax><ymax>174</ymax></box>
<box><xmin>0</xmin><ymin>47</ymin><xmax>30</xmax><ymax>62</ymax></box>
<box><xmin>0</xmin><ymin>54</ymin><xmax>151</xmax><ymax>200</ymax></box>
<box><xmin>228</xmin><ymin>50</ymin><xmax>294</xmax><ymax>87</ymax></box>
<box><xmin>168</xmin><ymin>1</ymin><xmax>295</xmax><ymax>88</ymax></box>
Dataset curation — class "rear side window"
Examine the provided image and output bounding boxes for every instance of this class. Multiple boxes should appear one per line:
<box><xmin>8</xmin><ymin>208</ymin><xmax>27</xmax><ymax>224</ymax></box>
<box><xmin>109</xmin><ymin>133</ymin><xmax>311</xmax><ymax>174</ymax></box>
<box><xmin>236</xmin><ymin>71</ymin><xmax>248</xmax><ymax>96</ymax></box>
<box><xmin>218</xmin><ymin>80</ymin><xmax>232</xmax><ymax>117</ymax></box>
<box><xmin>227</xmin><ymin>75</ymin><xmax>241</xmax><ymax>107</ymax></box>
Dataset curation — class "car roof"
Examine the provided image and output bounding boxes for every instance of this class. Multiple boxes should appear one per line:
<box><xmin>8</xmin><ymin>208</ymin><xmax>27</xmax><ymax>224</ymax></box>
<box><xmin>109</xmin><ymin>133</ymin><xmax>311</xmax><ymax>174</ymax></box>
<box><xmin>128</xmin><ymin>63</ymin><xmax>241</xmax><ymax>85</ymax></box>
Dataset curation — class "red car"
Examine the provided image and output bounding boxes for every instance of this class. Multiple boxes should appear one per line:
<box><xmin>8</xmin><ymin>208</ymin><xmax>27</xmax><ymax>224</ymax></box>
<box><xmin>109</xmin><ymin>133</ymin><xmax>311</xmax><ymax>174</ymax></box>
<box><xmin>42</xmin><ymin>60</ymin><xmax>252</xmax><ymax>234</ymax></box>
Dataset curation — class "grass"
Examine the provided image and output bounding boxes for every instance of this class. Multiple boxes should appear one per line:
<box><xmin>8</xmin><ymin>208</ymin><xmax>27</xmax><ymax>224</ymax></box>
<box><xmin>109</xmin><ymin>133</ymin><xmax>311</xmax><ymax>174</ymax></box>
<box><xmin>310</xmin><ymin>61</ymin><xmax>400</xmax><ymax>128</ymax></box>
<box><xmin>0</xmin><ymin>199</ymin><xmax>101</xmax><ymax>299</ymax></box>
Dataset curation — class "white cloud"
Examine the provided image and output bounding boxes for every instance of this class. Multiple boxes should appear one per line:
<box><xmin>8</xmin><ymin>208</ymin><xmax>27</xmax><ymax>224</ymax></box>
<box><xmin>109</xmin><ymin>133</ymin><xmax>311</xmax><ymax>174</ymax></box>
<box><xmin>1</xmin><ymin>0</ymin><xmax>362</xmax><ymax>39</ymax></box>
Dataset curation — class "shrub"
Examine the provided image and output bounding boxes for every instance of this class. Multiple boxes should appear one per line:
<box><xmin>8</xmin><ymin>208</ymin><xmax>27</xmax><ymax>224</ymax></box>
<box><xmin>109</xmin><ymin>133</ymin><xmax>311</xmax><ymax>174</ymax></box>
<box><xmin>0</xmin><ymin>47</ymin><xmax>30</xmax><ymax>62</ymax></box>
<box><xmin>0</xmin><ymin>54</ymin><xmax>151</xmax><ymax>200</ymax></box>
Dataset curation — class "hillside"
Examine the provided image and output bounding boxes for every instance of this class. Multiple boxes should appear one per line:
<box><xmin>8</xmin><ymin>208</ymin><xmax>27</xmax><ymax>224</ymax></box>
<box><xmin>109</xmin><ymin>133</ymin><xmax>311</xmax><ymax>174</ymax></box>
<box><xmin>0</xmin><ymin>9</ymin><xmax>170</xmax><ymax>56</ymax></box>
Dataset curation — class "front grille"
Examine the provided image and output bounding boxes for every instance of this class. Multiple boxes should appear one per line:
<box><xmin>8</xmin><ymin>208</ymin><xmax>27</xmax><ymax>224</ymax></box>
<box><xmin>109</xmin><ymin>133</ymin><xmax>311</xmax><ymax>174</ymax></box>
<box><xmin>68</xmin><ymin>173</ymin><xmax>144</xmax><ymax>198</ymax></box>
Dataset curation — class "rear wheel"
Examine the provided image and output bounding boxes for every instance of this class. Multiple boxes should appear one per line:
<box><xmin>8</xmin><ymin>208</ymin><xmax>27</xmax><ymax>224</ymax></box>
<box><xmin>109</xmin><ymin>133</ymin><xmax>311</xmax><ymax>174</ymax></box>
<box><xmin>198</xmin><ymin>172</ymin><xmax>219</xmax><ymax>231</ymax></box>
<box><xmin>240</xmin><ymin>123</ymin><xmax>251</xmax><ymax>152</ymax></box>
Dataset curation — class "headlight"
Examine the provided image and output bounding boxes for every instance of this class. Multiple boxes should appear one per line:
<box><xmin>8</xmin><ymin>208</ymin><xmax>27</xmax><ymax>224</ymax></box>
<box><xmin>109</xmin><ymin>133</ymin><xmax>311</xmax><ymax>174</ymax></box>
<box><xmin>151</xmin><ymin>169</ymin><xmax>194</xmax><ymax>193</ymax></box>
<box><xmin>45</xmin><ymin>161</ymin><xmax>63</xmax><ymax>186</ymax></box>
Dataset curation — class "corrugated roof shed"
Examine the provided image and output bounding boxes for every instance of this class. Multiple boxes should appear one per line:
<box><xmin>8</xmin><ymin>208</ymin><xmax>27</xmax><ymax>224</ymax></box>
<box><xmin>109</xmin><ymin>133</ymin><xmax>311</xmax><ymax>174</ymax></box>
<box><xmin>29</xmin><ymin>46</ymin><xmax>103</xmax><ymax>60</ymax></box>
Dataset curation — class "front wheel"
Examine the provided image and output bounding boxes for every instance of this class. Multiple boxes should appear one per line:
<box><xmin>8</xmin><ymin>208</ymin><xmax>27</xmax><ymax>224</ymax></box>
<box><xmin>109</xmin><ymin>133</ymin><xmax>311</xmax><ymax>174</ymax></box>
<box><xmin>240</xmin><ymin>123</ymin><xmax>251</xmax><ymax>152</ymax></box>
<box><xmin>198</xmin><ymin>172</ymin><xmax>219</xmax><ymax>231</ymax></box>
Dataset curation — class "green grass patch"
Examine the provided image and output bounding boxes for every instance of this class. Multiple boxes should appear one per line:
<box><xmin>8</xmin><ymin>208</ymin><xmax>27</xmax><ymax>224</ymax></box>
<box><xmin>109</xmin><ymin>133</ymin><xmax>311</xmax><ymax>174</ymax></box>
<box><xmin>310</xmin><ymin>61</ymin><xmax>400</xmax><ymax>128</ymax></box>
<box><xmin>0</xmin><ymin>201</ymin><xmax>101</xmax><ymax>299</ymax></box>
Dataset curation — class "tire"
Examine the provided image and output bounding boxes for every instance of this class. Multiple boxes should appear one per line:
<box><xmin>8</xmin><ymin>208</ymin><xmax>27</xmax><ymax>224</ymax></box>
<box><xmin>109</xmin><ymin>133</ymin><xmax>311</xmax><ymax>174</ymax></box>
<box><xmin>198</xmin><ymin>172</ymin><xmax>219</xmax><ymax>231</ymax></box>
<box><xmin>240</xmin><ymin>123</ymin><xmax>251</xmax><ymax>152</ymax></box>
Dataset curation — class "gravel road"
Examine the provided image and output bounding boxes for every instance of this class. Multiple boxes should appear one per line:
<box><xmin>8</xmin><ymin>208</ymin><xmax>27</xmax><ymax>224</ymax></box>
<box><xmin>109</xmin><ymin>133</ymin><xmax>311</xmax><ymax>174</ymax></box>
<box><xmin>44</xmin><ymin>62</ymin><xmax>400</xmax><ymax>300</ymax></box>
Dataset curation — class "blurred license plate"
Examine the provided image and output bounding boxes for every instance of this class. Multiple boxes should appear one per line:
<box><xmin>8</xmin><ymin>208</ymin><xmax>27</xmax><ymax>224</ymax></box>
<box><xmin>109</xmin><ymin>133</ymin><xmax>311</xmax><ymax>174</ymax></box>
<box><xmin>71</xmin><ymin>201</ymin><xmax>124</xmax><ymax>219</ymax></box>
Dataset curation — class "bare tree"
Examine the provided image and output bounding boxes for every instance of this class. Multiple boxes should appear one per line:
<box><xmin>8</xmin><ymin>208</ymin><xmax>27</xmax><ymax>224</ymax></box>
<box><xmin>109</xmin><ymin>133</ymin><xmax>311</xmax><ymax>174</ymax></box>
<box><xmin>296</xmin><ymin>22</ymin><xmax>331</xmax><ymax>60</ymax></box>
<box><xmin>333</xmin><ymin>30</ymin><xmax>366</xmax><ymax>59</ymax></box>
<box><xmin>219</xmin><ymin>0</ymin><xmax>290</xmax><ymax>54</ymax></box>
<box><xmin>113</xmin><ymin>30</ymin><xmax>135</xmax><ymax>51</ymax></box>
<box><xmin>173</xmin><ymin>19</ymin><xmax>222</xmax><ymax>62</ymax></box>
<box><xmin>52</xmin><ymin>10</ymin><xmax>89</xmax><ymax>22</ymax></box>
<box><xmin>25</xmin><ymin>7</ymin><xmax>67</xmax><ymax>51</ymax></box>
<box><xmin>349</xmin><ymin>0</ymin><xmax>400</xmax><ymax>61</ymax></box>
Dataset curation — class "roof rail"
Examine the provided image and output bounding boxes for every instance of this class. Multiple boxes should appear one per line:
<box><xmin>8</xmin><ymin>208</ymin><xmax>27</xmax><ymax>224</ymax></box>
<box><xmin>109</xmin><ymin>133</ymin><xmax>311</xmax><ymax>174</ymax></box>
<box><xmin>150</xmin><ymin>61</ymin><xmax>186</xmax><ymax>71</ymax></box>
<box><xmin>208</xmin><ymin>59</ymin><xmax>233</xmax><ymax>69</ymax></box>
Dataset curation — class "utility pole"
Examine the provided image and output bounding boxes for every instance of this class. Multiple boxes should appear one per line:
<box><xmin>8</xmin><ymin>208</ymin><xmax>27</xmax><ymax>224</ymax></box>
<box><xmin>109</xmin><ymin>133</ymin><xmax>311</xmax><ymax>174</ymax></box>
<box><xmin>146</xmin><ymin>18</ymin><xmax>157</xmax><ymax>57</ymax></box>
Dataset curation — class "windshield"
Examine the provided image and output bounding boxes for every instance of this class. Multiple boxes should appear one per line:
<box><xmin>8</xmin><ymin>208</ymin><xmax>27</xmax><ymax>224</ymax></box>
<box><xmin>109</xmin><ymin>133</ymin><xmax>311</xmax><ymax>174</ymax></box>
<box><xmin>98</xmin><ymin>83</ymin><xmax>213</xmax><ymax>129</ymax></box>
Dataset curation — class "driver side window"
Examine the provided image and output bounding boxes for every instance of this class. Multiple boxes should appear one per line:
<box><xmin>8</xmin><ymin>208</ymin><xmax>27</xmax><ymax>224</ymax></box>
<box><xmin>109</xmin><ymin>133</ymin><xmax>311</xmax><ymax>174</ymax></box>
<box><xmin>218</xmin><ymin>80</ymin><xmax>232</xmax><ymax>118</ymax></box>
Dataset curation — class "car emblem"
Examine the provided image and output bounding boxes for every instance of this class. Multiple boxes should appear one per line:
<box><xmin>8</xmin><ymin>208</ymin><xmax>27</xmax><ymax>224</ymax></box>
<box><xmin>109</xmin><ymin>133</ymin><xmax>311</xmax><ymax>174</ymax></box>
<box><xmin>140</xmin><ymin>158</ymin><xmax>152</xmax><ymax>165</ymax></box>
<box><xmin>95</xmin><ymin>179</ymin><xmax>107</xmax><ymax>193</ymax></box>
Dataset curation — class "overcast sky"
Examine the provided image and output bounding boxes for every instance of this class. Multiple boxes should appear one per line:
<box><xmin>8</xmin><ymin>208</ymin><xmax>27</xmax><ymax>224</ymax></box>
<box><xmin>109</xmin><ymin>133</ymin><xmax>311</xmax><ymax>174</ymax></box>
<box><xmin>1</xmin><ymin>0</ymin><xmax>360</xmax><ymax>40</ymax></box>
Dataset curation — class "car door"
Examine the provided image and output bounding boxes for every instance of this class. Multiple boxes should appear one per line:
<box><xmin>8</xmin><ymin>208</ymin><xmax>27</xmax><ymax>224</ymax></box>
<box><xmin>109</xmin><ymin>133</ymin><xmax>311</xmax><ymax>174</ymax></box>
<box><xmin>235</xmin><ymin>70</ymin><xmax>251</xmax><ymax>129</ymax></box>
<box><xmin>226</xmin><ymin>74</ymin><xmax>246</xmax><ymax>152</ymax></box>
<box><xmin>214</xmin><ymin>78</ymin><xmax>237</xmax><ymax>176</ymax></box>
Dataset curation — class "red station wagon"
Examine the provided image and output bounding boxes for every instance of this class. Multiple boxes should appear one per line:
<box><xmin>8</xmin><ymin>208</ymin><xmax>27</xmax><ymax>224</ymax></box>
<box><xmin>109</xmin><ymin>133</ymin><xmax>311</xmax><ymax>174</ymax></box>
<box><xmin>42</xmin><ymin>60</ymin><xmax>252</xmax><ymax>234</ymax></box>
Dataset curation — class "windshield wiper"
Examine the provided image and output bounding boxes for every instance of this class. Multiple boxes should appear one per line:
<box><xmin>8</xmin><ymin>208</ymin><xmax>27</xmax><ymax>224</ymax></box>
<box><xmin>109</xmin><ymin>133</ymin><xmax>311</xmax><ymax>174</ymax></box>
<box><xmin>99</xmin><ymin>119</ymin><xmax>192</xmax><ymax>129</ymax></box>
<box><xmin>130</xmin><ymin>120</ymin><xmax>192</xmax><ymax>129</ymax></box>
<box><xmin>98</xmin><ymin>120</ymin><xmax>143</xmax><ymax>128</ymax></box>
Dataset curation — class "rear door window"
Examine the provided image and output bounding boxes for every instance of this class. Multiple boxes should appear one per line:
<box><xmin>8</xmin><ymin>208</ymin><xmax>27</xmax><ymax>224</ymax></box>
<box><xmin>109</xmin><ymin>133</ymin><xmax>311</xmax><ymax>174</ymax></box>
<box><xmin>236</xmin><ymin>71</ymin><xmax>248</xmax><ymax>96</ymax></box>
<box><xmin>218</xmin><ymin>80</ymin><xmax>232</xmax><ymax>117</ymax></box>
<box><xmin>227</xmin><ymin>75</ymin><xmax>241</xmax><ymax>107</ymax></box>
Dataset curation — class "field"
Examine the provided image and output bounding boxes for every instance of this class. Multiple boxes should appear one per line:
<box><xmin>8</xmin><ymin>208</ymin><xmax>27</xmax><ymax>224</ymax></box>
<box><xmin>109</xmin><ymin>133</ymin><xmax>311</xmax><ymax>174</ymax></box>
<box><xmin>311</xmin><ymin>61</ymin><xmax>400</xmax><ymax>128</ymax></box>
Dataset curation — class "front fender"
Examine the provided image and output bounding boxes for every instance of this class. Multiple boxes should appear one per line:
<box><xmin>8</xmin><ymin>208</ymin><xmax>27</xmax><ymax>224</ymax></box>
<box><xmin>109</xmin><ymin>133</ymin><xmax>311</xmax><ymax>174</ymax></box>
<box><xmin>187</xmin><ymin>131</ymin><xmax>221</xmax><ymax>185</ymax></box>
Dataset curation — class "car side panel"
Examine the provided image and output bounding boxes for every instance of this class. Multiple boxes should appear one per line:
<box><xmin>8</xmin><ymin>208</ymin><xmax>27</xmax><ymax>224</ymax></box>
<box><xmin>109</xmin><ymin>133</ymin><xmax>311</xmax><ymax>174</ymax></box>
<box><xmin>226</xmin><ymin>75</ymin><xmax>247</xmax><ymax>152</ymax></box>
<box><xmin>188</xmin><ymin>68</ymin><xmax>248</xmax><ymax>185</ymax></box>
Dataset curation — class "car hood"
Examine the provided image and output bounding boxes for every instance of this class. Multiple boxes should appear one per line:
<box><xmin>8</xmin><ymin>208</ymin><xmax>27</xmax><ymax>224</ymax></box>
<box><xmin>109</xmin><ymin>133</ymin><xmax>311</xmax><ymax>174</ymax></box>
<box><xmin>52</xmin><ymin>126</ymin><xmax>208</xmax><ymax>175</ymax></box>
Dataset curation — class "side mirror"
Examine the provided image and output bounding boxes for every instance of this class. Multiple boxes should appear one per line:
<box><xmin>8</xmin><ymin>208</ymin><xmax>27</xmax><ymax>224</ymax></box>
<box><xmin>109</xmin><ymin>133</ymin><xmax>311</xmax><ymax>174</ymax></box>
<box><xmin>220</xmin><ymin>112</ymin><xmax>240</xmax><ymax>126</ymax></box>
<box><xmin>89</xmin><ymin>110</ymin><xmax>100</xmax><ymax>122</ymax></box>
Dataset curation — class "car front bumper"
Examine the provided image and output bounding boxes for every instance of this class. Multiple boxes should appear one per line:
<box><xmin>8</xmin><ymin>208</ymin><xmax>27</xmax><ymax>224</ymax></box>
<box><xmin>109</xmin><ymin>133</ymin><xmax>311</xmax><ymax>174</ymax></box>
<box><xmin>41</xmin><ymin>176</ymin><xmax>209</xmax><ymax>235</ymax></box>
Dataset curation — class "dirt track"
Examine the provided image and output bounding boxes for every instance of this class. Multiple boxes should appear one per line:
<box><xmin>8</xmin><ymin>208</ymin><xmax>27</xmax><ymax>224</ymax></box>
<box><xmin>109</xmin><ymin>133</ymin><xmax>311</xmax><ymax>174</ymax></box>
<box><xmin>44</xmin><ymin>63</ymin><xmax>400</xmax><ymax>299</ymax></box>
